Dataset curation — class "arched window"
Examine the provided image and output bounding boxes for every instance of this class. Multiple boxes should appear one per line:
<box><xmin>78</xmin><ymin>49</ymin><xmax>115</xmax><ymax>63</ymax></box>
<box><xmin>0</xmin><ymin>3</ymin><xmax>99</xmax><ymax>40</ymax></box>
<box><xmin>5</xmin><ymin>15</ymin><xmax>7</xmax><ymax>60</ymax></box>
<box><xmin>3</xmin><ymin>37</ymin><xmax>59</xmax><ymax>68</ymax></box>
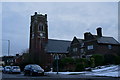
<box><xmin>38</xmin><ymin>23</ymin><xmax>44</xmax><ymax>31</ymax></box>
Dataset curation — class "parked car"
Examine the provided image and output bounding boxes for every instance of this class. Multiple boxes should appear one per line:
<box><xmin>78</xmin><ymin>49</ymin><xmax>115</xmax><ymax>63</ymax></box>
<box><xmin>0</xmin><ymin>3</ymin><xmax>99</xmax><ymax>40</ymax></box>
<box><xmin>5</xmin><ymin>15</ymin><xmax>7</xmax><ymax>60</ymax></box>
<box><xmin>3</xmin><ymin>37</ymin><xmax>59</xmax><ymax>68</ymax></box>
<box><xmin>10</xmin><ymin>66</ymin><xmax>21</xmax><ymax>74</ymax></box>
<box><xmin>24</xmin><ymin>64</ymin><xmax>44</xmax><ymax>76</ymax></box>
<box><xmin>0</xmin><ymin>66</ymin><xmax>4</xmax><ymax>72</ymax></box>
<box><xmin>3</xmin><ymin>66</ymin><xmax>11</xmax><ymax>73</ymax></box>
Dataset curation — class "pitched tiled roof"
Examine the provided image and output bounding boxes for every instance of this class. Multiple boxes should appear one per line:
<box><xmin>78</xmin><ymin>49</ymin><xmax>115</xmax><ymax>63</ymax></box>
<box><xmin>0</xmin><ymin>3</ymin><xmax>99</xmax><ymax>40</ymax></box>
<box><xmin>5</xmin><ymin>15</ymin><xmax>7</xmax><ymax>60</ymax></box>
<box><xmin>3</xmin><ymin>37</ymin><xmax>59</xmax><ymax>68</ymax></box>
<box><xmin>83</xmin><ymin>35</ymin><xmax>119</xmax><ymax>45</ymax></box>
<box><xmin>97</xmin><ymin>36</ymin><xmax>120</xmax><ymax>45</ymax></box>
<box><xmin>45</xmin><ymin>39</ymin><xmax>71</xmax><ymax>53</ymax></box>
<box><xmin>78</xmin><ymin>39</ymin><xmax>84</xmax><ymax>43</ymax></box>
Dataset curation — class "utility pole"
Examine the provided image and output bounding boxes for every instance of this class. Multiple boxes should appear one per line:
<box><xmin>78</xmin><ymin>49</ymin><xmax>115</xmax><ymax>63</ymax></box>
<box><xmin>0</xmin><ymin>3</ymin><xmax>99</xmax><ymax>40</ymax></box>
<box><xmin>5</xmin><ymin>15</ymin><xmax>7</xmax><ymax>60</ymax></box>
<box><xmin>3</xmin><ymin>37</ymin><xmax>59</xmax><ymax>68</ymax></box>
<box><xmin>2</xmin><ymin>39</ymin><xmax>10</xmax><ymax>56</ymax></box>
<box><xmin>8</xmin><ymin>40</ymin><xmax>10</xmax><ymax>56</ymax></box>
<box><xmin>55</xmin><ymin>54</ymin><xmax>59</xmax><ymax>74</ymax></box>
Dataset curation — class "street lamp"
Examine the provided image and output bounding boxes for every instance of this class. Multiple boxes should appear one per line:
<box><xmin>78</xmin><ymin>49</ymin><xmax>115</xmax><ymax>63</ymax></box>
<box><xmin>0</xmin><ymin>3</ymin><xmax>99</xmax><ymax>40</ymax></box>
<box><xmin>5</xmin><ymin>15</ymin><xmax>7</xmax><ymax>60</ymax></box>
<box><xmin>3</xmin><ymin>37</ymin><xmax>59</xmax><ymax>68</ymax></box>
<box><xmin>55</xmin><ymin>54</ymin><xmax>59</xmax><ymax>74</ymax></box>
<box><xmin>8</xmin><ymin>40</ymin><xmax>10</xmax><ymax>56</ymax></box>
<box><xmin>2</xmin><ymin>39</ymin><xmax>10</xmax><ymax>56</ymax></box>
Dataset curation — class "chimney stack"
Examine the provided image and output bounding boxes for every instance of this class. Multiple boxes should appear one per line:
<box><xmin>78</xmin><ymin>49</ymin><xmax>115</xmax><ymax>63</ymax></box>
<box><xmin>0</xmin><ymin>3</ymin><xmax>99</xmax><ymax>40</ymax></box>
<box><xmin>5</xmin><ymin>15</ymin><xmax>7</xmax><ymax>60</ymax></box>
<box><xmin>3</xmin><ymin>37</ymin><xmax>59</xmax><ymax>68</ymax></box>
<box><xmin>96</xmin><ymin>27</ymin><xmax>102</xmax><ymax>37</ymax></box>
<box><xmin>35</xmin><ymin>12</ymin><xmax>37</xmax><ymax>15</ymax></box>
<box><xmin>84</xmin><ymin>32</ymin><xmax>94</xmax><ymax>40</ymax></box>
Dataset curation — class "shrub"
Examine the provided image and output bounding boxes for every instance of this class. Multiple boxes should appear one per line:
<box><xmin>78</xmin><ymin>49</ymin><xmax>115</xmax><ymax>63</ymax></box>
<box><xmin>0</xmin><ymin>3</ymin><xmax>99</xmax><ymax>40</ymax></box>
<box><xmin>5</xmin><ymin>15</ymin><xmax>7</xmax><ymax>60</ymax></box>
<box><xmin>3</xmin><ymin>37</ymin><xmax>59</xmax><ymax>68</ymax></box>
<box><xmin>104</xmin><ymin>54</ymin><xmax>117</xmax><ymax>65</ymax></box>
<box><xmin>92</xmin><ymin>54</ymin><xmax>104</xmax><ymax>66</ymax></box>
<box><xmin>61</xmin><ymin>57</ymin><xmax>74</xmax><ymax>65</ymax></box>
<box><xmin>115</xmin><ymin>56</ymin><xmax>120</xmax><ymax>65</ymax></box>
<box><xmin>75</xmin><ymin>58</ymin><xmax>88</xmax><ymax>67</ymax></box>
<box><xmin>53</xmin><ymin>57</ymin><xmax>75</xmax><ymax>72</ymax></box>
<box><xmin>75</xmin><ymin>63</ymin><xmax>85</xmax><ymax>71</ymax></box>
<box><xmin>90</xmin><ymin>57</ymin><xmax>95</xmax><ymax>68</ymax></box>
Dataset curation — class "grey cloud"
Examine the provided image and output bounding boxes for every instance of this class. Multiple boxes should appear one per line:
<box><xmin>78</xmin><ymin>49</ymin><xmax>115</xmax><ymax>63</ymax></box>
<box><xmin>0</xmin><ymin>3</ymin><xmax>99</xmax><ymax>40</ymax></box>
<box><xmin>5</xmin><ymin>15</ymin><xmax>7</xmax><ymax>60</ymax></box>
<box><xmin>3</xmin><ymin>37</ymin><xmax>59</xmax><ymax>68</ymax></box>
<box><xmin>2</xmin><ymin>2</ymin><xmax>118</xmax><ymax>56</ymax></box>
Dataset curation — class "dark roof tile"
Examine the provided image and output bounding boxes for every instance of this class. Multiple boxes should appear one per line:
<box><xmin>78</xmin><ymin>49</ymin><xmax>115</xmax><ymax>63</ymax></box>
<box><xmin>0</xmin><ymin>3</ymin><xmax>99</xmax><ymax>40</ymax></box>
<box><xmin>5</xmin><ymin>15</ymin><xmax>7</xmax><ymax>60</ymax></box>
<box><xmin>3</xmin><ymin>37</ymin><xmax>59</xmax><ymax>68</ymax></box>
<box><xmin>97</xmin><ymin>36</ymin><xmax>120</xmax><ymax>45</ymax></box>
<box><xmin>45</xmin><ymin>39</ymin><xmax>71</xmax><ymax>53</ymax></box>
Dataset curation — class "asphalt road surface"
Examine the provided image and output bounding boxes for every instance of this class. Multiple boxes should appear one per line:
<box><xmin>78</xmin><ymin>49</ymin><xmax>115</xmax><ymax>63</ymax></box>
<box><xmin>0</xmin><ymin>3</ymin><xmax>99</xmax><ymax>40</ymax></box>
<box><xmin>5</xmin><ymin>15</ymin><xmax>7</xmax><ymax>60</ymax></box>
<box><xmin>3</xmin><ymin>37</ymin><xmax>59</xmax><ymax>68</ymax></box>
<box><xmin>1</xmin><ymin>72</ymin><xmax>120</xmax><ymax>80</ymax></box>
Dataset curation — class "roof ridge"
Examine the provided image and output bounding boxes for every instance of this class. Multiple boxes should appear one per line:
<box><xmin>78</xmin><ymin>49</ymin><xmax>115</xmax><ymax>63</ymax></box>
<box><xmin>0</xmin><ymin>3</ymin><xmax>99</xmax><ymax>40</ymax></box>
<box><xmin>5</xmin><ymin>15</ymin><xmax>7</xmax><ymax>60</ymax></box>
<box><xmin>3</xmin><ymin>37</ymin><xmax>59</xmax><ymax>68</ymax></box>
<box><xmin>101</xmin><ymin>36</ymin><xmax>114</xmax><ymax>38</ymax></box>
<box><xmin>77</xmin><ymin>38</ymin><xmax>84</xmax><ymax>40</ymax></box>
<box><xmin>93</xmin><ymin>35</ymin><xmax>114</xmax><ymax>38</ymax></box>
<box><xmin>48</xmin><ymin>39</ymin><xmax>71</xmax><ymax>42</ymax></box>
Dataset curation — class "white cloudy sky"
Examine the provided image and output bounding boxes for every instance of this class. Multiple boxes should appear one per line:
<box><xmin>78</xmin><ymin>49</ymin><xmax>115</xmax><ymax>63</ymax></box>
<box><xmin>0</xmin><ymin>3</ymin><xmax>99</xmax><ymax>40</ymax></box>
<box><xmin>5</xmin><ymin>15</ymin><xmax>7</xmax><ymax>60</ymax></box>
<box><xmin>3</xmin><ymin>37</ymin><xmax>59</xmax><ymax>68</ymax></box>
<box><xmin>1</xmin><ymin>2</ymin><xmax>118</xmax><ymax>56</ymax></box>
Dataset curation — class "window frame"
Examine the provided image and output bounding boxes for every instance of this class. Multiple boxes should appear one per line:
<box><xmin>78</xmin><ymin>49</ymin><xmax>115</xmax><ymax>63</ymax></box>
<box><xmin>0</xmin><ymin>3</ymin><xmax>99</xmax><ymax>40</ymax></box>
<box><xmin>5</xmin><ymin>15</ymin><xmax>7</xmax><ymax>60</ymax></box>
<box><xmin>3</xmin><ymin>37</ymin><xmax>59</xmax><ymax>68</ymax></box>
<box><xmin>73</xmin><ymin>48</ymin><xmax>78</xmax><ymax>52</ymax></box>
<box><xmin>87</xmin><ymin>45</ymin><xmax>94</xmax><ymax>50</ymax></box>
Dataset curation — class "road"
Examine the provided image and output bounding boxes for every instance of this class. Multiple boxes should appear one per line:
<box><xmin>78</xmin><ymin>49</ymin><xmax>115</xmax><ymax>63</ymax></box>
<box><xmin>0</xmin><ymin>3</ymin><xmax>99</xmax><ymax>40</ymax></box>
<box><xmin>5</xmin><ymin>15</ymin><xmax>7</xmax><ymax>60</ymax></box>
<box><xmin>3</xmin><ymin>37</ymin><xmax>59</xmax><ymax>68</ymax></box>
<box><xmin>1</xmin><ymin>72</ymin><xmax>120</xmax><ymax>80</ymax></box>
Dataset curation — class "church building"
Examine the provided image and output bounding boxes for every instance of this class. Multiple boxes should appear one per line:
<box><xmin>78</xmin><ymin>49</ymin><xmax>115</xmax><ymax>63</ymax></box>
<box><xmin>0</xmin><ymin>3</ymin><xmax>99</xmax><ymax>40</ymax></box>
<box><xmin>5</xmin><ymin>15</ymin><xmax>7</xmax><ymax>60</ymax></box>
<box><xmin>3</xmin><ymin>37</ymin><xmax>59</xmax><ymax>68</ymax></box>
<box><xmin>29</xmin><ymin>12</ymin><xmax>71</xmax><ymax>69</ymax></box>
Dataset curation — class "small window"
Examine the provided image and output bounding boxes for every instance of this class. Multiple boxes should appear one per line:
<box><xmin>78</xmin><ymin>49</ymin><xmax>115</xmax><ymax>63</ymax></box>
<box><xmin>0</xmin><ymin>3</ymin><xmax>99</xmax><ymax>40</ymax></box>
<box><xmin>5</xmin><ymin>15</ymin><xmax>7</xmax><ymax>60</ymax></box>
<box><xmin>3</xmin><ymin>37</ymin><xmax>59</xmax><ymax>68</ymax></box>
<box><xmin>32</xmin><ymin>33</ymin><xmax>34</xmax><ymax>38</ymax></box>
<box><xmin>39</xmin><ymin>24</ymin><xmax>43</xmax><ymax>31</ymax></box>
<box><xmin>87</xmin><ymin>45</ymin><xmax>93</xmax><ymax>50</ymax></box>
<box><xmin>38</xmin><ymin>23</ymin><xmax>45</xmax><ymax>31</ymax></box>
<box><xmin>73</xmin><ymin>48</ymin><xmax>78</xmax><ymax>52</ymax></box>
<box><xmin>108</xmin><ymin>45</ymin><xmax>112</xmax><ymax>49</ymax></box>
<box><xmin>81</xmin><ymin>43</ymin><xmax>84</xmax><ymax>47</ymax></box>
<box><xmin>81</xmin><ymin>49</ymin><xmax>84</xmax><ymax>53</ymax></box>
<box><xmin>32</xmin><ymin>27</ymin><xmax>34</xmax><ymax>32</ymax></box>
<box><xmin>32</xmin><ymin>23</ymin><xmax>34</xmax><ymax>32</ymax></box>
<box><xmin>7</xmin><ymin>60</ymin><xmax>9</xmax><ymax>62</ymax></box>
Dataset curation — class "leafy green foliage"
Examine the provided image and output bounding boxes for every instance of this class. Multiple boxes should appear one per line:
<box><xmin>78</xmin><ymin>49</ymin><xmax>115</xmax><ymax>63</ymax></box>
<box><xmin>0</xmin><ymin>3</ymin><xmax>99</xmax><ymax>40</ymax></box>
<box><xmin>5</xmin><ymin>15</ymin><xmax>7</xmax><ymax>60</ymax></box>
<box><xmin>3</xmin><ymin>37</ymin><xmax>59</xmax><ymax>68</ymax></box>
<box><xmin>90</xmin><ymin>57</ymin><xmax>95</xmax><ymax>68</ymax></box>
<box><xmin>57</xmin><ymin>57</ymin><xmax>90</xmax><ymax>72</ymax></box>
<box><xmin>61</xmin><ymin>57</ymin><xmax>74</xmax><ymax>65</ymax></box>
<box><xmin>75</xmin><ymin>63</ymin><xmax>85</xmax><ymax>71</ymax></box>
<box><xmin>92</xmin><ymin>54</ymin><xmax>104</xmax><ymax>66</ymax></box>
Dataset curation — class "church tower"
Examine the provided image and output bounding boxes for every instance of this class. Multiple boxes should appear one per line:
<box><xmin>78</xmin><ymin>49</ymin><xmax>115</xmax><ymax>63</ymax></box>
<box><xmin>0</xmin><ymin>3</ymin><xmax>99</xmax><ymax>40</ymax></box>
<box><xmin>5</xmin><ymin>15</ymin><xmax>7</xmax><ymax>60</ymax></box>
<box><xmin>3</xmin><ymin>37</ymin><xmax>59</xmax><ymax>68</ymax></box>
<box><xmin>29</xmin><ymin>12</ymin><xmax>48</xmax><ymax>67</ymax></box>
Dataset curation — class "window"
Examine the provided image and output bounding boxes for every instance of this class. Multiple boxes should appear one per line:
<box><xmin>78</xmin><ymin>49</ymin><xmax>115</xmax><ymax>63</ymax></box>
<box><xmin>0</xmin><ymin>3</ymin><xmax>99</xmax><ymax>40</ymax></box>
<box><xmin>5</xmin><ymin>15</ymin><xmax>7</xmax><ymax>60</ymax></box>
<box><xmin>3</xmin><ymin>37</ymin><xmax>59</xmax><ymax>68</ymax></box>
<box><xmin>32</xmin><ymin>33</ymin><xmax>34</xmax><ymax>39</ymax></box>
<box><xmin>87</xmin><ymin>45</ymin><xmax>93</xmax><ymax>50</ymax></box>
<box><xmin>39</xmin><ymin>24</ymin><xmax>43</xmax><ymax>31</ymax></box>
<box><xmin>38</xmin><ymin>23</ymin><xmax>45</xmax><ymax>31</ymax></box>
<box><xmin>32</xmin><ymin>23</ymin><xmax>34</xmax><ymax>32</ymax></box>
<box><xmin>108</xmin><ymin>45</ymin><xmax>112</xmax><ymax>49</ymax></box>
<box><xmin>81</xmin><ymin>49</ymin><xmax>84</xmax><ymax>53</ymax></box>
<box><xmin>73</xmin><ymin>48</ymin><xmax>78</xmax><ymax>52</ymax></box>
<box><xmin>7</xmin><ymin>60</ymin><xmax>9</xmax><ymax>62</ymax></box>
<box><xmin>32</xmin><ymin>26</ymin><xmax>34</xmax><ymax>32</ymax></box>
<box><xmin>81</xmin><ymin>43</ymin><xmax>84</xmax><ymax>47</ymax></box>
<box><xmin>10</xmin><ymin>60</ymin><xmax>14</xmax><ymax>62</ymax></box>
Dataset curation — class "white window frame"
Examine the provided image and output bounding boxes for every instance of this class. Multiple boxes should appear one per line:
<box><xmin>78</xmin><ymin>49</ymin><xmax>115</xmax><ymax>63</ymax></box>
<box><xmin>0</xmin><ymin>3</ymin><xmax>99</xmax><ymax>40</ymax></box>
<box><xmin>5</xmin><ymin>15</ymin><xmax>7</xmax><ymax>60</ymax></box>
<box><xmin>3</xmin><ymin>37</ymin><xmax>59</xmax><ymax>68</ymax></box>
<box><xmin>87</xmin><ymin>45</ymin><xmax>93</xmax><ymax>50</ymax></box>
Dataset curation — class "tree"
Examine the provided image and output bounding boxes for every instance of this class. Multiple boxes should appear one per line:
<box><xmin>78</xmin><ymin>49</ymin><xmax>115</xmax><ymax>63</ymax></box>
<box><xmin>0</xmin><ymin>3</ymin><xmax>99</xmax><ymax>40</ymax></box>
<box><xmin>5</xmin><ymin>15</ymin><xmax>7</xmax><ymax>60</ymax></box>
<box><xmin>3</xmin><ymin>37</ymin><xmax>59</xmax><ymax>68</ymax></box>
<box><xmin>18</xmin><ymin>53</ymin><xmax>31</xmax><ymax>71</ymax></box>
<box><xmin>15</xmin><ymin>49</ymin><xmax>32</xmax><ymax>71</ymax></box>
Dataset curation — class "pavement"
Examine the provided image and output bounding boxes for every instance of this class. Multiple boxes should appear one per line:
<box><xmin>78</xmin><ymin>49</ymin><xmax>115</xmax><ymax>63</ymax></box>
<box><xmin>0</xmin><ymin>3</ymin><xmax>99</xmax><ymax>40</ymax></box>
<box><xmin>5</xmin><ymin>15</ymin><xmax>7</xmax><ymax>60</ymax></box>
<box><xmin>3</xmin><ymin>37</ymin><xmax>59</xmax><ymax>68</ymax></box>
<box><xmin>1</xmin><ymin>72</ymin><xmax>120</xmax><ymax>80</ymax></box>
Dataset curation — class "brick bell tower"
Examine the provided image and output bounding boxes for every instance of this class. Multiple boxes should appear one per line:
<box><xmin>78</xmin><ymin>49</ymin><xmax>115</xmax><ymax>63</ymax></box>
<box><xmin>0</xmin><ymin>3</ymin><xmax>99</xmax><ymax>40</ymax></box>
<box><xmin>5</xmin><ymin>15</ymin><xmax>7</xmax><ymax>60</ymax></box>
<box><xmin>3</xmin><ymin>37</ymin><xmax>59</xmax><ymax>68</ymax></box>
<box><xmin>29</xmin><ymin>12</ymin><xmax>48</xmax><ymax>68</ymax></box>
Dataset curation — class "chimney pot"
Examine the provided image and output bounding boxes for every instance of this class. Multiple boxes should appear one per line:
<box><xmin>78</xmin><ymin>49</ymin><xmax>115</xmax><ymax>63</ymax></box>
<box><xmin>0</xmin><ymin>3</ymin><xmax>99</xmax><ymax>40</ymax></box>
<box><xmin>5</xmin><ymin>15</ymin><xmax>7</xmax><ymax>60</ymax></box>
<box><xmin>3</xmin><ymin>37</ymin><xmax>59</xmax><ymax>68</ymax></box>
<box><xmin>96</xmin><ymin>27</ymin><xmax>102</xmax><ymax>37</ymax></box>
<box><xmin>35</xmin><ymin>12</ymin><xmax>37</xmax><ymax>15</ymax></box>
